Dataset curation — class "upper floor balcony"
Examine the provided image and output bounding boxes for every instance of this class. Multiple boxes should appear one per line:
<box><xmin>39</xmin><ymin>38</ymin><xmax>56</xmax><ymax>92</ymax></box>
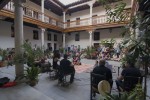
<box><xmin>1</xmin><ymin>1</ymin><xmax>131</xmax><ymax>33</ymax></box>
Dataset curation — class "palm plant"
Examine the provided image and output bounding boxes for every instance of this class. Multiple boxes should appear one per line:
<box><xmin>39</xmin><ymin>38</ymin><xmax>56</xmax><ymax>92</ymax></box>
<box><xmin>14</xmin><ymin>42</ymin><xmax>43</xmax><ymax>86</ymax></box>
<box><xmin>101</xmin><ymin>84</ymin><xmax>144</xmax><ymax>100</ymax></box>
<box><xmin>23</xmin><ymin>42</ymin><xmax>43</xmax><ymax>86</ymax></box>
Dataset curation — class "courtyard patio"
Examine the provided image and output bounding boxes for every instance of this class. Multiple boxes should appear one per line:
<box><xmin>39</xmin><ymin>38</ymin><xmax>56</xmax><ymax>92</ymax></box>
<box><xmin>0</xmin><ymin>59</ymin><xmax>150</xmax><ymax>100</ymax></box>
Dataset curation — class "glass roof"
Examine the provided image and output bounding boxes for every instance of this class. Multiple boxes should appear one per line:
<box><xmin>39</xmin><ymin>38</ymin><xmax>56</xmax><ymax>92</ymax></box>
<box><xmin>59</xmin><ymin>0</ymin><xmax>81</xmax><ymax>5</ymax></box>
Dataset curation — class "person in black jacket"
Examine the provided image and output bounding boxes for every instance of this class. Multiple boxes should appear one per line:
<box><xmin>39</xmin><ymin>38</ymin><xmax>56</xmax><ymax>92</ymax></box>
<box><xmin>58</xmin><ymin>54</ymin><xmax>75</xmax><ymax>84</ymax></box>
<box><xmin>116</xmin><ymin>60</ymin><xmax>141</xmax><ymax>92</ymax></box>
<box><xmin>92</xmin><ymin>59</ymin><xmax>113</xmax><ymax>88</ymax></box>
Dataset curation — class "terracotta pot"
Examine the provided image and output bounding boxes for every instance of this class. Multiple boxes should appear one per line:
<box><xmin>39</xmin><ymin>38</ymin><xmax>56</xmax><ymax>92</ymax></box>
<box><xmin>29</xmin><ymin>80</ymin><xmax>37</xmax><ymax>86</ymax></box>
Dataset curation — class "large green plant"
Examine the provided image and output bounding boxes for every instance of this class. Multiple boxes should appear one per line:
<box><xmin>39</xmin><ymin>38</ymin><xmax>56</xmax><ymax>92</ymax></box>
<box><xmin>100</xmin><ymin>38</ymin><xmax>116</xmax><ymax>48</ymax></box>
<box><xmin>14</xmin><ymin>42</ymin><xmax>43</xmax><ymax>86</ymax></box>
<box><xmin>101</xmin><ymin>84</ymin><xmax>144</xmax><ymax>100</ymax></box>
<box><xmin>25</xmin><ymin>66</ymin><xmax>40</xmax><ymax>86</ymax></box>
<box><xmin>98</xmin><ymin>0</ymin><xmax>150</xmax><ymax>99</ymax></box>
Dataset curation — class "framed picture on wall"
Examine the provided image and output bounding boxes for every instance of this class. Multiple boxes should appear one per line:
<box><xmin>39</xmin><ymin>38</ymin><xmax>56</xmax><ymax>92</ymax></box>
<box><xmin>33</xmin><ymin>30</ymin><xmax>39</xmax><ymax>40</ymax></box>
<box><xmin>11</xmin><ymin>24</ymin><xmax>15</xmax><ymax>37</ymax></box>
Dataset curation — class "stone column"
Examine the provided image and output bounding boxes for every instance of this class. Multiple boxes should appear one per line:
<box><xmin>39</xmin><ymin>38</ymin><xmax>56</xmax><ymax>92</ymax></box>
<box><xmin>88</xmin><ymin>0</ymin><xmax>95</xmax><ymax>25</ymax></box>
<box><xmin>89</xmin><ymin>4</ymin><xmax>93</xmax><ymax>25</ymax></box>
<box><xmin>63</xmin><ymin>33</ymin><xmax>66</xmax><ymax>53</ymax></box>
<box><xmin>63</xmin><ymin>11</ymin><xmax>66</xmax><ymax>28</ymax></box>
<box><xmin>89</xmin><ymin>31</ymin><xmax>93</xmax><ymax>47</ymax></box>
<box><xmin>41</xmin><ymin>28</ymin><xmax>45</xmax><ymax>50</ymax></box>
<box><xmin>14</xmin><ymin>0</ymin><xmax>25</xmax><ymax>78</ymax></box>
<box><xmin>41</xmin><ymin>0</ymin><xmax>45</xmax><ymax>22</ymax></box>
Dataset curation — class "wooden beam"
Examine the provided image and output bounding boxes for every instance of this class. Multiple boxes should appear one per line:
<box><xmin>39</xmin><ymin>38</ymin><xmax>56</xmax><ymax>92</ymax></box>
<box><xmin>0</xmin><ymin>0</ymin><xmax>10</xmax><ymax>10</ymax></box>
<box><xmin>0</xmin><ymin>9</ymin><xmax>64</xmax><ymax>32</ymax></box>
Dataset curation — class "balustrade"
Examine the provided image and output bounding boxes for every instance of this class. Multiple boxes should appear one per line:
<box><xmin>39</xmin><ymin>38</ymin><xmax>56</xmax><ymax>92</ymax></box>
<box><xmin>2</xmin><ymin>1</ymin><xmax>131</xmax><ymax>29</ymax></box>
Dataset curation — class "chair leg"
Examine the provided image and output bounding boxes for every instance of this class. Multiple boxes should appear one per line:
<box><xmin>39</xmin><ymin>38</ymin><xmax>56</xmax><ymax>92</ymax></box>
<box><xmin>90</xmin><ymin>89</ymin><xmax>93</xmax><ymax>100</ymax></box>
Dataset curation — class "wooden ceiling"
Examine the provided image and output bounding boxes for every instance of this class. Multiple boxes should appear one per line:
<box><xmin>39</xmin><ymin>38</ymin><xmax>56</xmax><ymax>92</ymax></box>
<box><xmin>0</xmin><ymin>0</ymin><xmax>10</xmax><ymax>10</ymax></box>
<box><xmin>30</xmin><ymin>0</ymin><xmax>116</xmax><ymax>16</ymax></box>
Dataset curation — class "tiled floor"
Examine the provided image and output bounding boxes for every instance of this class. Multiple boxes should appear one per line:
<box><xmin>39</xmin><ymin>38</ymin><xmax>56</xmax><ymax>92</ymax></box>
<box><xmin>0</xmin><ymin>59</ymin><xmax>150</xmax><ymax>100</ymax></box>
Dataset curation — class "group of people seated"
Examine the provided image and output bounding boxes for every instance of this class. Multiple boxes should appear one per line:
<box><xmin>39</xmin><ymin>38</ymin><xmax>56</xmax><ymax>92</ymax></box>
<box><xmin>92</xmin><ymin>59</ymin><xmax>142</xmax><ymax>92</ymax></box>
<box><xmin>53</xmin><ymin>51</ymin><xmax>75</xmax><ymax>84</ymax></box>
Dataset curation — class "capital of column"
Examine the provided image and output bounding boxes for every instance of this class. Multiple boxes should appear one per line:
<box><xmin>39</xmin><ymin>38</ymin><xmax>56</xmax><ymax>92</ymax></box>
<box><xmin>63</xmin><ymin>9</ymin><xmax>68</xmax><ymax>13</ymax></box>
<box><xmin>87</xmin><ymin>29</ymin><xmax>95</xmax><ymax>33</ymax></box>
<box><xmin>87</xmin><ymin>0</ymin><xmax>96</xmax><ymax>7</ymax></box>
<box><xmin>41</xmin><ymin>28</ymin><xmax>45</xmax><ymax>32</ymax></box>
<box><xmin>14</xmin><ymin>0</ymin><xmax>25</xmax><ymax>7</ymax></box>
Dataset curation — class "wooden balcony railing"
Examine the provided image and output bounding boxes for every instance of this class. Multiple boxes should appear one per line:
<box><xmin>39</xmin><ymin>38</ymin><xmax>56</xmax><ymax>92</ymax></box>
<box><xmin>3</xmin><ymin>1</ymin><xmax>64</xmax><ymax>28</ymax></box>
<box><xmin>65</xmin><ymin>10</ymin><xmax>130</xmax><ymax>28</ymax></box>
<box><xmin>65</xmin><ymin>18</ymin><xmax>90</xmax><ymax>28</ymax></box>
<box><xmin>3</xmin><ymin>1</ymin><xmax>131</xmax><ymax>31</ymax></box>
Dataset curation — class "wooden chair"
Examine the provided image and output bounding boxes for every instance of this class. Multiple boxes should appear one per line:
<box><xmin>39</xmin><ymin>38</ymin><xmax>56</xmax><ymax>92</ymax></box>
<box><xmin>90</xmin><ymin>72</ymin><xmax>106</xmax><ymax>100</ymax></box>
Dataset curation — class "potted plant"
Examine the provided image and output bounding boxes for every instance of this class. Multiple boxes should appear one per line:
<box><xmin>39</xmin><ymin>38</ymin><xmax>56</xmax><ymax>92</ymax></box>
<box><xmin>17</xmin><ymin>42</ymin><xmax>43</xmax><ymax>86</ymax></box>
<box><xmin>25</xmin><ymin>66</ymin><xmax>40</xmax><ymax>86</ymax></box>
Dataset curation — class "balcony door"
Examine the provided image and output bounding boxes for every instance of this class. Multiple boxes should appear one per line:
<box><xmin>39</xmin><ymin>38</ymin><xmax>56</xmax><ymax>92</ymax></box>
<box><xmin>67</xmin><ymin>20</ymin><xmax>70</xmax><ymax>27</ymax></box>
<box><xmin>76</xmin><ymin>18</ymin><xmax>80</xmax><ymax>25</ymax></box>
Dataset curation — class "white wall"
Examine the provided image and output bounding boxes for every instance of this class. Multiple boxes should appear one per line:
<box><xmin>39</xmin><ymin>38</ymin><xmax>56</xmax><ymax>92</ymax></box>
<box><xmin>0</xmin><ymin>20</ymin><xmax>62</xmax><ymax>50</ymax></box>
<box><xmin>65</xmin><ymin>0</ymin><xmax>131</xmax><ymax>21</ymax></box>
<box><xmin>66</xmin><ymin>27</ymin><xmax>122</xmax><ymax>49</ymax></box>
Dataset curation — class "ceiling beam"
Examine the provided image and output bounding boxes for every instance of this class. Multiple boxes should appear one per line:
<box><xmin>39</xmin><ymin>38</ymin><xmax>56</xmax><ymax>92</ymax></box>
<box><xmin>68</xmin><ymin>0</ymin><xmax>96</xmax><ymax>9</ymax></box>
<box><xmin>0</xmin><ymin>0</ymin><xmax>10</xmax><ymax>10</ymax></box>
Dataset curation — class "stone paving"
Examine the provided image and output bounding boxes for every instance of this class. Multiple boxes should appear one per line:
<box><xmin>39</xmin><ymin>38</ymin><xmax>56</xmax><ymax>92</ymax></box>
<box><xmin>0</xmin><ymin>59</ymin><xmax>150</xmax><ymax>100</ymax></box>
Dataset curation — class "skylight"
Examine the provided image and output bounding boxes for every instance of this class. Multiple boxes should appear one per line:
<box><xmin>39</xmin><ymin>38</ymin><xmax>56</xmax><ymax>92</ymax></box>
<box><xmin>59</xmin><ymin>0</ymin><xmax>80</xmax><ymax>5</ymax></box>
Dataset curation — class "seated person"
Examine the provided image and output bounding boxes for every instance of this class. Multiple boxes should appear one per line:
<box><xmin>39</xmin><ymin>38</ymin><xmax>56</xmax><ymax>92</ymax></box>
<box><xmin>116</xmin><ymin>60</ymin><xmax>141</xmax><ymax>92</ymax></box>
<box><xmin>53</xmin><ymin>51</ymin><xmax>60</xmax><ymax>70</ymax></box>
<box><xmin>92</xmin><ymin>60</ymin><xmax>113</xmax><ymax>89</ymax></box>
<box><xmin>59</xmin><ymin>54</ymin><xmax>75</xmax><ymax>84</ymax></box>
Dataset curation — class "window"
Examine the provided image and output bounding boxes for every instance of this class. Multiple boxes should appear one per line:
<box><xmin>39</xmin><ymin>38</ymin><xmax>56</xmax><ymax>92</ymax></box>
<box><xmin>67</xmin><ymin>20</ymin><xmax>70</xmax><ymax>27</ymax></box>
<box><xmin>11</xmin><ymin>24</ymin><xmax>14</xmax><ymax>37</ymax></box>
<box><xmin>76</xmin><ymin>18</ymin><xmax>80</xmax><ymax>25</ymax></box>
<box><xmin>75</xmin><ymin>33</ymin><xmax>79</xmax><ymax>41</ymax></box>
<box><xmin>54</xmin><ymin>34</ymin><xmax>57</xmax><ymax>41</ymax></box>
<box><xmin>47</xmin><ymin>33</ymin><xmax>51</xmax><ymax>41</ymax></box>
<box><xmin>33</xmin><ymin>30</ymin><xmax>39</xmax><ymax>40</ymax></box>
<box><xmin>54</xmin><ymin>43</ymin><xmax>57</xmax><ymax>50</ymax></box>
<box><xmin>94</xmin><ymin>32</ymin><xmax>100</xmax><ymax>41</ymax></box>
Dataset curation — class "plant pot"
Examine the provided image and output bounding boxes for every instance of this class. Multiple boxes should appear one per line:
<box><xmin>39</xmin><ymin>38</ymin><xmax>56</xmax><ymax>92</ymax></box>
<box><xmin>0</xmin><ymin>61</ymin><xmax>7</xmax><ymax>67</ymax></box>
<box><xmin>29</xmin><ymin>80</ymin><xmax>37</xmax><ymax>86</ymax></box>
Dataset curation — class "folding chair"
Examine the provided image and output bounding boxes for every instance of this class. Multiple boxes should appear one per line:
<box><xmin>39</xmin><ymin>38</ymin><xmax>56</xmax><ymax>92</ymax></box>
<box><xmin>90</xmin><ymin>72</ymin><xmax>106</xmax><ymax>100</ymax></box>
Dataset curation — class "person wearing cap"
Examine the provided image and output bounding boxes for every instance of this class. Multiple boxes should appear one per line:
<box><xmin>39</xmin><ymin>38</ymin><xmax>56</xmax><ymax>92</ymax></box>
<box><xmin>59</xmin><ymin>54</ymin><xmax>75</xmax><ymax>84</ymax></box>
<box><xmin>92</xmin><ymin>59</ymin><xmax>113</xmax><ymax>88</ymax></box>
